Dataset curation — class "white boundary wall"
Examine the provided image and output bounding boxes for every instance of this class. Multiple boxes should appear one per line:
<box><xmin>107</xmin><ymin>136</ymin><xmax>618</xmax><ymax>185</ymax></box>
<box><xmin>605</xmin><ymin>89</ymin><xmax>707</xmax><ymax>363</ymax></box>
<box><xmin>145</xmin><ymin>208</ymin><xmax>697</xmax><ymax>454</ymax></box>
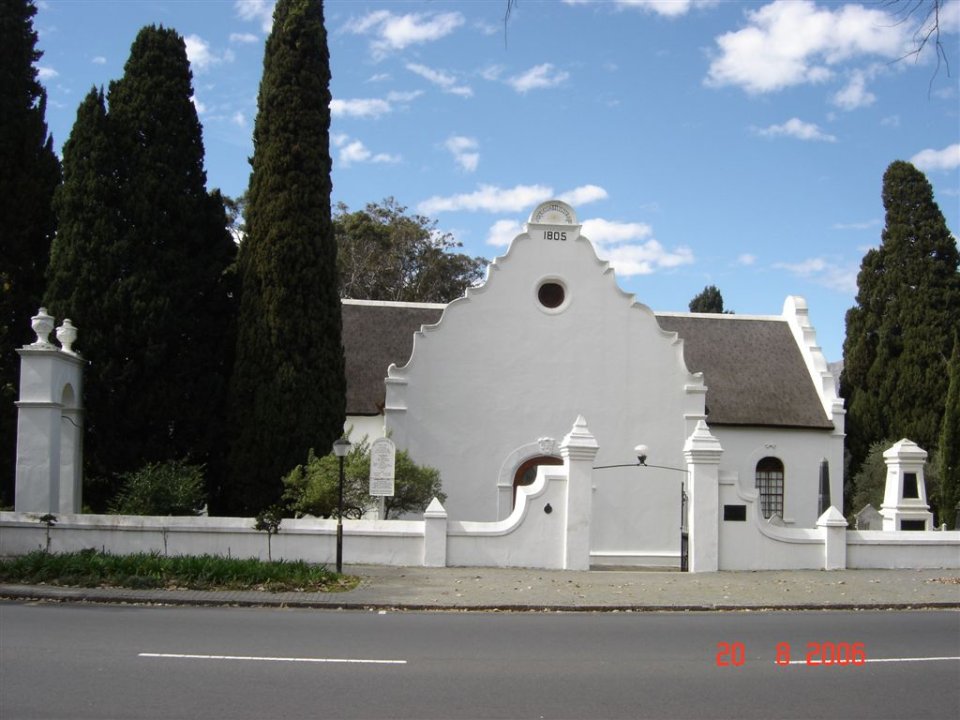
<box><xmin>4</xmin><ymin>422</ymin><xmax>958</xmax><ymax>571</ymax></box>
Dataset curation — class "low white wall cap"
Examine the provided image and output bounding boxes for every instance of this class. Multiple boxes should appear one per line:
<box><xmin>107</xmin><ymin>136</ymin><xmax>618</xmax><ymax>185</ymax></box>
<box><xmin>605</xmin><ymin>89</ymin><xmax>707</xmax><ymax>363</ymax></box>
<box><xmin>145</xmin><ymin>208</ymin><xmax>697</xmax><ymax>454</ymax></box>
<box><xmin>423</xmin><ymin>497</ymin><xmax>447</xmax><ymax>518</ymax></box>
<box><xmin>816</xmin><ymin>506</ymin><xmax>849</xmax><ymax>528</ymax></box>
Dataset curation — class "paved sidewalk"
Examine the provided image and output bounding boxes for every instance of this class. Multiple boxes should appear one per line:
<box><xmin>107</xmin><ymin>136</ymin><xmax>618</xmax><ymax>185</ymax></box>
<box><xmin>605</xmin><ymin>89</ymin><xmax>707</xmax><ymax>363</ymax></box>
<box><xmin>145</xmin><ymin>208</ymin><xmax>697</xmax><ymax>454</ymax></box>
<box><xmin>2</xmin><ymin>565</ymin><xmax>959</xmax><ymax>611</ymax></box>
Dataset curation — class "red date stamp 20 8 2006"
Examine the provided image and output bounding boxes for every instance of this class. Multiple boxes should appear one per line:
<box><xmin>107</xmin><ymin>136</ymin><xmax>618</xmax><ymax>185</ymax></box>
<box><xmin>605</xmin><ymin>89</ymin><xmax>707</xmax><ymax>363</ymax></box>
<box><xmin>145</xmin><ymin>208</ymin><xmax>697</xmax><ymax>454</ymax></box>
<box><xmin>716</xmin><ymin>641</ymin><xmax>867</xmax><ymax>667</ymax></box>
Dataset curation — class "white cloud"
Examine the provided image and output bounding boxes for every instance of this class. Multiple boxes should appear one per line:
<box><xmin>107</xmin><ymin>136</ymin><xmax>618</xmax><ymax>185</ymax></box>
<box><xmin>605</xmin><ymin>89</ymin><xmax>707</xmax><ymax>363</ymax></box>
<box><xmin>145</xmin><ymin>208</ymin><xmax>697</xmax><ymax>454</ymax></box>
<box><xmin>185</xmin><ymin>34</ymin><xmax>232</xmax><ymax>73</ymax></box>
<box><xmin>832</xmin><ymin>69</ymin><xmax>875</xmax><ymax>110</ymax></box>
<box><xmin>91</xmin><ymin>56</ymin><xmax>106</xmax><ymax>65</ymax></box>
<box><xmin>910</xmin><ymin>143</ymin><xmax>960</xmax><ymax>172</ymax></box>
<box><xmin>445</xmin><ymin>136</ymin><xmax>479</xmax><ymax>173</ymax></box>
<box><xmin>737</xmin><ymin>253</ymin><xmax>757</xmax><ymax>266</ymax></box>
<box><xmin>421</xmin><ymin>183</ymin><xmax>609</xmax><ymax>215</ymax></box>
<box><xmin>419</xmin><ymin>184</ymin><xmax>553</xmax><ymax>214</ymax></box>
<box><xmin>754</xmin><ymin>118</ymin><xmax>837</xmax><ymax>142</ymax></box>
<box><xmin>880</xmin><ymin>115</ymin><xmax>900</xmax><ymax>128</ymax></box>
<box><xmin>833</xmin><ymin>219</ymin><xmax>880</xmax><ymax>231</ymax></box>
<box><xmin>231</xmin><ymin>111</ymin><xmax>246</xmax><ymax>126</ymax></box>
<box><xmin>507</xmin><ymin>63</ymin><xmax>570</xmax><ymax>93</ymax></box>
<box><xmin>558</xmin><ymin>184</ymin><xmax>608</xmax><ymax>206</ymax></box>
<box><xmin>235</xmin><ymin>0</ymin><xmax>274</xmax><ymax>32</ymax></box>
<box><xmin>329</xmin><ymin>98</ymin><xmax>392</xmax><ymax>118</ymax></box>
<box><xmin>487</xmin><ymin>219</ymin><xmax>523</xmax><ymax>246</ymax></box>
<box><xmin>386</xmin><ymin>90</ymin><xmax>423</xmax><ymax>103</ymax></box>
<box><xmin>480</xmin><ymin>65</ymin><xmax>505</xmax><ymax>82</ymax></box>
<box><xmin>406</xmin><ymin>63</ymin><xmax>472</xmax><ymax>97</ymax></box>
<box><xmin>338</xmin><ymin>139</ymin><xmax>401</xmax><ymax>168</ymax></box>
<box><xmin>36</xmin><ymin>66</ymin><xmax>58</xmax><ymax>80</ymax></box>
<box><xmin>774</xmin><ymin>257</ymin><xmax>857</xmax><ymax>293</ymax></box>
<box><xmin>368</xmin><ymin>73</ymin><xmax>391</xmax><ymax>83</ymax></box>
<box><xmin>230</xmin><ymin>32</ymin><xmax>259</xmax><ymax>44</ymax></box>
<box><xmin>706</xmin><ymin>0</ymin><xmax>911</xmax><ymax>94</ymax></box>
<box><xmin>190</xmin><ymin>95</ymin><xmax>206</xmax><ymax>114</ymax></box>
<box><xmin>345</xmin><ymin>10</ymin><xmax>464</xmax><ymax>58</ymax></box>
<box><xmin>614</xmin><ymin>0</ymin><xmax>718</xmax><ymax>17</ymax></box>
<box><xmin>601</xmin><ymin>240</ymin><xmax>695</xmax><ymax>277</ymax></box>
<box><xmin>581</xmin><ymin>218</ymin><xmax>653</xmax><ymax>245</ymax></box>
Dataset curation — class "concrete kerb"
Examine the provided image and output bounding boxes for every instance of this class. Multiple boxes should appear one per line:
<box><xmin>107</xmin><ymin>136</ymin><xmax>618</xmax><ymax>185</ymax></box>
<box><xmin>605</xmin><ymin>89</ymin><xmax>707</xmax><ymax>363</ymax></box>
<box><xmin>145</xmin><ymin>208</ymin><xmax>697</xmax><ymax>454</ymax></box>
<box><xmin>1</xmin><ymin>565</ymin><xmax>958</xmax><ymax>612</ymax></box>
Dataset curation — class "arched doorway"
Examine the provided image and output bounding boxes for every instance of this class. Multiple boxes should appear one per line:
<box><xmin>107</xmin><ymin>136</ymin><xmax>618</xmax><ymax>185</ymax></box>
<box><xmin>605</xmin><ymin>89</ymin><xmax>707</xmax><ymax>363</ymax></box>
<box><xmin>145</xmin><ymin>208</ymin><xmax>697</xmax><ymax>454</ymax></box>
<box><xmin>512</xmin><ymin>456</ymin><xmax>563</xmax><ymax>509</ymax></box>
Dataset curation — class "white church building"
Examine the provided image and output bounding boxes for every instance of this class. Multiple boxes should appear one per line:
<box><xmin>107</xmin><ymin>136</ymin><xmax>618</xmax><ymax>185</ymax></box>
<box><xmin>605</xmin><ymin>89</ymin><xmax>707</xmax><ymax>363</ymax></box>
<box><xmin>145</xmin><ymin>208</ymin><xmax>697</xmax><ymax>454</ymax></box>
<box><xmin>342</xmin><ymin>200</ymin><xmax>845</xmax><ymax>569</ymax></box>
<box><xmin>8</xmin><ymin>199</ymin><xmax>959</xmax><ymax>571</ymax></box>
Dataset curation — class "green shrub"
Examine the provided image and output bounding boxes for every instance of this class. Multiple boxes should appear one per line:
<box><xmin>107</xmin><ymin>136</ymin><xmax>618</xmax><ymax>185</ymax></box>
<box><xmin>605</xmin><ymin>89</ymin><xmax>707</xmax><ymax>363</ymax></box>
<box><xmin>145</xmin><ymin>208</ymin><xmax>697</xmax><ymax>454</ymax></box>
<box><xmin>110</xmin><ymin>460</ymin><xmax>206</xmax><ymax>516</ymax></box>
<box><xmin>0</xmin><ymin>550</ymin><xmax>352</xmax><ymax>591</ymax></box>
<box><xmin>282</xmin><ymin>438</ymin><xmax>445</xmax><ymax>519</ymax></box>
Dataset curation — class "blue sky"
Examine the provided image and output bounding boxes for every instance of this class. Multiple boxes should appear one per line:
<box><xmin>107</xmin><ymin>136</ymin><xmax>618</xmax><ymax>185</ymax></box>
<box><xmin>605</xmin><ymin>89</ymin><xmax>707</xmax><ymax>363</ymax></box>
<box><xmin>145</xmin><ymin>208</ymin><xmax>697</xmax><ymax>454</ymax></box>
<box><xmin>33</xmin><ymin>0</ymin><xmax>960</xmax><ymax>361</ymax></box>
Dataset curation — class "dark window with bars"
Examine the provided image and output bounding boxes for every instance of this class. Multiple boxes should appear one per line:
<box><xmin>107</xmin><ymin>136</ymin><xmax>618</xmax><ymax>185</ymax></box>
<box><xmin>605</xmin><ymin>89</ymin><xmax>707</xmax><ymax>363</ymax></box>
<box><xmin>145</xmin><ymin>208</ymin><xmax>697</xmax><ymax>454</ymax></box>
<box><xmin>755</xmin><ymin>457</ymin><xmax>784</xmax><ymax>519</ymax></box>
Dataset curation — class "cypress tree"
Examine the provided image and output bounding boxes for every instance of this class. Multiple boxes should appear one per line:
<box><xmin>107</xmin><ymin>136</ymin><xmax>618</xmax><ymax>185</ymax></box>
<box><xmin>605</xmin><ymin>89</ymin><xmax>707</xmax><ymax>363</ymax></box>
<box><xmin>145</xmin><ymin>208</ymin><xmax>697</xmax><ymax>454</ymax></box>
<box><xmin>45</xmin><ymin>27</ymin><xmax>236</xmax><ymax>509</ymax></box>
<box><xmin>937</xmin><ymin>334</ymin><xmax>959</xmax><ymax>528</ymax></box>
<box><xmin>0</xmin><ymin>0</ymin><xmax>61</xmax><ymax>504</ymax></box>
<box><xmin>688</xmin><ymin>285</ymin><xmax>726</xmax><ymax>313</ymax></box>
<box><xmin>841</xmin><ymin>161</ymin><xmax>960</xmax><ymax>489</ymax></box>
<box><xmin>45</xmin><ymin>88</ymin><xmax>122</xmax><ymax>506</ymax></box>
<box><xmin>229</xmin><ymin>0</ymin><xmax>345</xmax><ymax>514</ymax></box>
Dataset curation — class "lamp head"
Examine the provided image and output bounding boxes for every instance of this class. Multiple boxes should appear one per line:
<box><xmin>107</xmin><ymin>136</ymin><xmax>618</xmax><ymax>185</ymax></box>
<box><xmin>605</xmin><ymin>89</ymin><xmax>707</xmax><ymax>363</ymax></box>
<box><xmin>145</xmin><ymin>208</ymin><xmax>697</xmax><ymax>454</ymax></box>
<box><xmin>634</xmin><ymin>444</ymin><xmax>649</xmax><ymax>466</ymax></box>
<box><xmin>333</xmin><ymin>437</ymin><xmax>352</xmax><ymax>458</ymax></box>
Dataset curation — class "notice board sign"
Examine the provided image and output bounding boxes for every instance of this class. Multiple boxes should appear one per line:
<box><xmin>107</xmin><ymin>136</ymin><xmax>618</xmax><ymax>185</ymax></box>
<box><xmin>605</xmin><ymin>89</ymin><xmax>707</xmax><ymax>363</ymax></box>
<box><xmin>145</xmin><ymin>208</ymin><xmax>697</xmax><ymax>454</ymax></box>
<box><xmin>369</xmin><ymin>437</ymin><xmax>396</xmax><ymax>497</ymax></box>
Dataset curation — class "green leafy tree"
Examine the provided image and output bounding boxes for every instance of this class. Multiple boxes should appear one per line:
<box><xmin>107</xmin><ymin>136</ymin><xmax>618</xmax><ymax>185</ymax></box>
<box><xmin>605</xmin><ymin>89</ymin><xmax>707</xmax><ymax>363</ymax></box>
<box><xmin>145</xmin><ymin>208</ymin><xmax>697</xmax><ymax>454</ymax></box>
<box><xmin>335</xmin><ymin>198</ymin><xmax>486</xmax><ymax>303</ymax></box>
<box><xmin>0</xmin><ymin>0</ymin><xmax>61</xmax><ymax>504</ymax></box>
<box><xmin>228</xmin><ymin>0</ymin><xmax>345</xmax><ymax>514</ymax></box>
<box><xmin>282</xmin><ymin>439</ymin><xmax>445</xmax><ymax>519</ymax></box>
<box><xmin>110</xmin><ymin>460</ymin><xmax>207</xmax><ymax>516</ymax></box>
<box><xmin>688</xmin><ymin>285</ymin><xmax>729</xmax><ymax>314</ymax></box>
<box><xmin>45</xmin><ymin>27</ymin><xmax>236</xmax><ymax>510</ymax></box>
<box><xmin>841</xmin><ymin>161</ymin><xmax>959</xmax><ymax>496</ymax></box>
<box><xmin>937</xmin><ymin>335</ymin><xmax>959</xmax><ymax>528</ymax></box>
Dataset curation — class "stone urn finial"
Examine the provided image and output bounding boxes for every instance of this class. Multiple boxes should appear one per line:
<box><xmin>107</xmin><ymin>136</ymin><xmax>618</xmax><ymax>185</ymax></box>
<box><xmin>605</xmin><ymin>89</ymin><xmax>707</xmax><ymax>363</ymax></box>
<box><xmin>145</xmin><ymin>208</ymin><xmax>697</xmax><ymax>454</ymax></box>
<box><xmin>56</xmin><ymin>319</ymin><xmax>78</xmax><ymax>355</ymax></box>
<box><xmin>30</xmin><ymin>308</ymin><xmax>55</xmax><ymax>348</ymax></box>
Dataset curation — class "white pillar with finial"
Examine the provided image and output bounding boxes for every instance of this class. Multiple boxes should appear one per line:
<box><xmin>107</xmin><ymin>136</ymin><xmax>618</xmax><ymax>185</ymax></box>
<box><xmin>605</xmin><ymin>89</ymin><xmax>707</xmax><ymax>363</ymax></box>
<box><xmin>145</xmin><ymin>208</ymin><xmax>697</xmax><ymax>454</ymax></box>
<box><xmin>15</xmin><ymin>308</ymin><xmax>85</xmax><ymax>514</ymax></box>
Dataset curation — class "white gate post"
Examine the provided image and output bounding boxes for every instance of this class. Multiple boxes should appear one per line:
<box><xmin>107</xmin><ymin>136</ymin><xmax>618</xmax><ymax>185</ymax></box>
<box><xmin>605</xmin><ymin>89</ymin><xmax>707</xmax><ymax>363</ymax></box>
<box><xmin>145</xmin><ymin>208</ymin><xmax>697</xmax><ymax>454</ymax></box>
<box><xmin>560</xmin><ymin>415</ymin><xmax>599</xmax><ymax>571</ymax></box>
<box><xmin>15</xmin><ymin>308</ymin><xmax>85</xmax><ymax>514</ymax></box>
<box><xmin>683</xmin><ymin>420</ymin><xmax>723</xmax><ymax>573</ymax></box>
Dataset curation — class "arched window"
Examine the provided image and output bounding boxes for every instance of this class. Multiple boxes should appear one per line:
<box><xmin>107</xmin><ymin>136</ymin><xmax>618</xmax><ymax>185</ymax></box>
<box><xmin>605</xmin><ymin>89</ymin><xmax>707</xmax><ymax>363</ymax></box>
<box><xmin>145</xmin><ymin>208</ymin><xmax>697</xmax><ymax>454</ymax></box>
<box><xmin>513</xmin><ymin>456</ymin><xmax>563</xmax><ymax>508</ymax></box>
<box><xmin>755</xmin><ymin>457</ymin><xmax>784</xmax><ymax>519</ymax></box>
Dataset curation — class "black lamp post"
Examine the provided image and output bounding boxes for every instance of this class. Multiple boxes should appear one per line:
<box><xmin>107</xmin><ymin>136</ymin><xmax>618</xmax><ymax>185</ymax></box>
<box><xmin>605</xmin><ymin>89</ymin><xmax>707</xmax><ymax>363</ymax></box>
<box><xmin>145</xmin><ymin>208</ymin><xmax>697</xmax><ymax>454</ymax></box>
<box><xmin>594</xmin><ymin>444</ymin><xmax>690</xmax><ymax>572</ymax></box>
<box><xmin>332</xmin><ymin>436</ymin><xmax>352</xmax><ymax>574</ymax></box>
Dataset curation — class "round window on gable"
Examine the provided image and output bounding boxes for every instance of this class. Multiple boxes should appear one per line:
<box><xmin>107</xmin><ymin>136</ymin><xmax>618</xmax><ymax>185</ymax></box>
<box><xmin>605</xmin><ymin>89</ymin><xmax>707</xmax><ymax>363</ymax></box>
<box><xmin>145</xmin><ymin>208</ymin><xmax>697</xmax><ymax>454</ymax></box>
<box><xmin>536</xmin><ymin>279</ymin><xmax>569</xmax><ymax>314</ymax></box>
<box><xmin>538</xmin><ymin>282</ymin><xmax>565</xmax><ymax>308</ymax></box>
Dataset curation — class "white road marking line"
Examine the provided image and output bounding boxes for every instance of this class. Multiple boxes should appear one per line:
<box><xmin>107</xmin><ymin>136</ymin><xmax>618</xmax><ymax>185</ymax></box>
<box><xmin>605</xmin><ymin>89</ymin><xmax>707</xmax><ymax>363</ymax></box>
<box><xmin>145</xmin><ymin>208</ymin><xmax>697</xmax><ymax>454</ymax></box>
<box><xmin>139</xmin><ymin>653</ymin><xmax>406</xmax><ymax>665</ymax></box>
<box><xmin>778</xmin><ymin>656</ymin><xmax>960</xmax><ymax>665</ymax></box>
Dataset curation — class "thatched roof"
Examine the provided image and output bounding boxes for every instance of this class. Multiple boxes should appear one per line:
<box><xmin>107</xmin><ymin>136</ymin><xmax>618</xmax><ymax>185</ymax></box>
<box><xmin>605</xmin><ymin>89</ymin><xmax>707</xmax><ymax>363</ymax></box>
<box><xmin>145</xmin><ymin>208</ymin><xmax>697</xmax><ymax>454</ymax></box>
<box><xmin>342</xmin><ymin>300</ymin><xmax>444</xmax><ymax>416</ymax></box>
<box><xmin>657</xmin><ymin>314</ymin><xmax>833</xmax><ymax>428</ymax></box>
<box><xmin>342</xmin><ymin>300</ymin><xmax>833</xmax><ymax>429</ymax></box>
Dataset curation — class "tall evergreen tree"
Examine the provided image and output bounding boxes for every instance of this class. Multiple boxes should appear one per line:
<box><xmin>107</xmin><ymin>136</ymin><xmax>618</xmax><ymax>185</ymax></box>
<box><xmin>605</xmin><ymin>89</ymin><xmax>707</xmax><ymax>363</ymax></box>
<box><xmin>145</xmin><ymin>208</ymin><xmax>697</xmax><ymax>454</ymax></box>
<box><xmin>841</xmin><ymin>161</ymin><xmax>959</xmax><ymax>488</ymax></box>
<box><xmin>45</xmin><ymin>27</ymin><xmax>236</xmax><ymax>510</ymax></box>
<box><xmin>937</xmin><ymin>334</ymin><xmax>959</xmax><ymax>528</ymax></box>
<box><xmin>688</xmin><ymin>285</ymin><xmax>727</xmax><ymax>313</ymax></box>
<box><xmin>229</xmin><ymin>0</ymin><xmax>345</xmax><ymax>514</ymax></box>
<box><xmin>0</xmin><ymin>0</ymin><xmax>61</xmax><ymax>504</ymax></box>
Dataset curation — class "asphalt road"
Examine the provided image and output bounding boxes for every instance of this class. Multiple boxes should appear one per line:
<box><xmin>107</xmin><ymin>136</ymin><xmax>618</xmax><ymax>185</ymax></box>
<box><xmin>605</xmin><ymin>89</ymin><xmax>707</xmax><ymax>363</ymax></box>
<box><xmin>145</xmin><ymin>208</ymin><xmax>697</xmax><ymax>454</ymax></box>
<box><xmin>1</xmin><ymin>603</ymin><xmax>958</xmax><ymax>720</ymax></box>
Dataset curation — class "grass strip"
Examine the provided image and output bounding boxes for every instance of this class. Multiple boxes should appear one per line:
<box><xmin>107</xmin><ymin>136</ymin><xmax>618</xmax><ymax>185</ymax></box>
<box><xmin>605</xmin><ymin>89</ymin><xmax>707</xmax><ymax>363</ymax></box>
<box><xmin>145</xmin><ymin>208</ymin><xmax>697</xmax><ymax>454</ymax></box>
<box><xmin>0</xmin><ymin>550</ymin><xmax>357</xmax><ymax>592</ymax></box>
